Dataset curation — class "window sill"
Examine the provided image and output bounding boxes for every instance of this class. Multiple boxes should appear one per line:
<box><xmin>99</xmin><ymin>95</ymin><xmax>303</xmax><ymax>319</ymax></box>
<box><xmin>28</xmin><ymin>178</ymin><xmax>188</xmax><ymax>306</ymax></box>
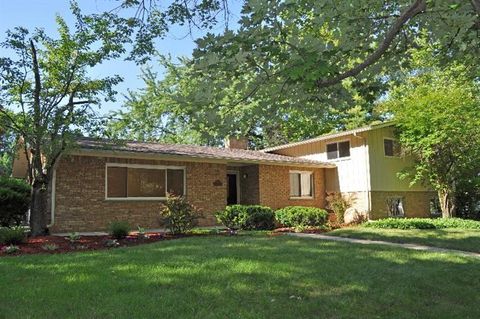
<box><xmin>327</xmin><ymin>157</ymin><xmax>351</xmax><ymax>162</ymax></box>
<box><xmin>289</xmin><ymin>196</ymin><xmax>314</xmax><ymax>200</ymax></box>
<box><xmin>105</xmin><ymin>197</ymin><xmax>167</xmax><ymax>201</ymax></box>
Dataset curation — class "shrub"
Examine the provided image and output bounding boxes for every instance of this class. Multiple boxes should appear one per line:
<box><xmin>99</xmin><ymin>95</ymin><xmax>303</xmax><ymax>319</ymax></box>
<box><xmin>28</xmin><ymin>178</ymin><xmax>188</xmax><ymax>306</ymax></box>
<box><xmin>2</xmin><ymin>245</ymin><xmax>20</xmax><ymax>254</ymax></box>
<box><xmin>42</xmin><ymin>243</ymin><xmax>59</xmax><ymax>251</ymax></box>
<box><xmin>275</xmin><ymin>206</ymin><xmax>329</xmax><ymax>228</ymax></box>
<box><xmin>215</xmin><ymin>205</ymin><xmax>275</xmax><ymax>231</ymax></box>
<box><xmin>364</xmin><ymin>217</ymin><xmax>480</xmax><ymax>230</ymax></box>
<box><xmin>0</xmin><ymin>176</ymin><xmax>30</xmax><ymax>227</ymax></box>
<box><xmin>159</xmin><ymin>194</ymin><xmax>201</xmax><ymax>235</ymax></box>
<box><xmin>0</xmin><ymin>226</ymin><xmax>26</xmax><ymax>244</ymax></box>
<box><xmin>66</xmin><ymin>232</ymin><xmax>80</xmax><ymax>244</ymax></box>
<box><xmin>325</xmin><ymin>192</ymin><xmax>351</xmax><ymax>224</ymax></box>
<box><xmin>108</xmin><ymin>221</ymin><xmax>131</xmax><ymax>239</ymax></box>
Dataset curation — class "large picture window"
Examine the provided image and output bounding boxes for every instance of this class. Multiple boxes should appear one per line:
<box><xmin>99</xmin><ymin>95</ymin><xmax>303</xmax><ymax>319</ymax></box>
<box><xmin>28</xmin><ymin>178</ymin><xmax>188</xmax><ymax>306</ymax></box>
<box><xmin>106</xmin><ymin>164</ymin><xmax>185</xmax><ymax>199</ymax></box>
<box><xmin>326</xmin><ymin>141</ymin><xmax>350</xmax><ymax>160</ymax></box>
<box><xmin>289</xmin><ymin>171</ymin><xmax>313</xmax><ymax>198</ymax></box>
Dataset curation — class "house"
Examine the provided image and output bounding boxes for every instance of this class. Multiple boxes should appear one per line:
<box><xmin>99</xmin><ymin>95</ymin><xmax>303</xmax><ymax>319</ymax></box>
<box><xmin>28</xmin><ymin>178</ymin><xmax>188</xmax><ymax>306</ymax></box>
<box><xmin>12</xmin><ymin>122</ymin><xmax>435</xmax><ymax>232</ymax></box>
<box><xmin>263</xmin><ymin>121</ymin><xmax>437</xmax><ymax>220</ymax></box>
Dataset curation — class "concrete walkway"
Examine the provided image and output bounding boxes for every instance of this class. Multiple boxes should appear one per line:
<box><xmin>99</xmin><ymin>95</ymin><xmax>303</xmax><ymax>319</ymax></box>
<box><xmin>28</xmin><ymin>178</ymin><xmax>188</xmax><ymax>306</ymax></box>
<box><xmin>289</xmin><ymin>233</ymin><xmax>480</xmax><ymax>259</ymax></box>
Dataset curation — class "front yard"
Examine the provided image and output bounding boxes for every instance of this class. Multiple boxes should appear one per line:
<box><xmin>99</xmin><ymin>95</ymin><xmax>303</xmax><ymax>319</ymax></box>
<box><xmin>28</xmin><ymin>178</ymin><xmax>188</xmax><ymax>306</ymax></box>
<box><xmin>329</xmin><ymin>227</ymin><xmax>480</xmax><ymax>253</ymax></box>
<box><xmin>1</xmin><ymin>233</ymin><xmax>479</xmax><ymax>319</ymax></box>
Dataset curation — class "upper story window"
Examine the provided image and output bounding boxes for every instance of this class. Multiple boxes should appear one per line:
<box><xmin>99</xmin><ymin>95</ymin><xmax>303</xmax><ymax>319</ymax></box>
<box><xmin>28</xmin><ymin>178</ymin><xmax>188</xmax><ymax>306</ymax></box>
<box><xmin>289</xmin><ymin>171</ymin><xmax>313</xmax><ymax>198</ymax></box>
<box><xmin>106</xmin><ymin>164</ymin><xmax>185</xmax><ymax>200</ymax></box>
<box><xmin>384</xmin><ymin>138</ymin><xmax>402</xmax><ymax>157</ymax></box>
<box><xmin>326</xmin><ymin>141</ymin><xmax>350</xmax><ymax>160</ymax></box>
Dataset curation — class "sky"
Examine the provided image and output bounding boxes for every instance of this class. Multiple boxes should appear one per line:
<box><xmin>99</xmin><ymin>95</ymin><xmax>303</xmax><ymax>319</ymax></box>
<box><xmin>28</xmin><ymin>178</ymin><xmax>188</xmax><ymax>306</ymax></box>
<box><xmin>0</xmin><ymin>0</ymin><xmax>241</xmax><ymax>115</ymax></box>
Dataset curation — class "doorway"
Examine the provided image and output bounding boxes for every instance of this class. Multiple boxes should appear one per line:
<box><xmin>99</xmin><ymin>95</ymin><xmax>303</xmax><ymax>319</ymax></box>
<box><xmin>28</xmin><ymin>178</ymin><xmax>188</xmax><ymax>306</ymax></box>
<box><xmin>226</xmin><ymin>172</ymin><xmax>239</xmax><ymax>205</ymax></box>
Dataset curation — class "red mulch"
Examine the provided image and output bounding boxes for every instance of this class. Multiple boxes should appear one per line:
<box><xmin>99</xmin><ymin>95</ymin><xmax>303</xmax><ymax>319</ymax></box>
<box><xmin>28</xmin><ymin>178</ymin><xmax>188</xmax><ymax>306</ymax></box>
<box><xmin>0</xmin><ymin>232</ymin><xmax>182</xmax><ymax>257</ymax></box>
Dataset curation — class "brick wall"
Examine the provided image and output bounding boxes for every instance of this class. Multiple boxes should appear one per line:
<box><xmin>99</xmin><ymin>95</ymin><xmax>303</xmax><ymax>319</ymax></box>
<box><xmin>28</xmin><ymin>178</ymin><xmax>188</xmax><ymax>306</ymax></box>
<box><xmin>50</xmin><ymin>155</ymin><xmax>227</xmax><ymax>232</ymax></box>
<box><xmin>370</xmin><ymin>191</ymin><xmax>437</xmax><ymax>219</ymax></box>
<box><xmin>258</xmin><ymin>165</ymin><xmax>326</xmax><ymax>210</ymax></box>
<box><xmin>239</xmin><ymin>165</ymin><xmax>260</xmax><ymax>205</ymax></box>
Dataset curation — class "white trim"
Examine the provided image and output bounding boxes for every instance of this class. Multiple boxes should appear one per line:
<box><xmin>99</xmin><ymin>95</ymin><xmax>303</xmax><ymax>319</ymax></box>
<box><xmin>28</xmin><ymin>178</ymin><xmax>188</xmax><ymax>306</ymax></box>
<box><xmin>326</xmin><ymin>139</ymin><xmax>351</xmax><ymax>161</ymax></box>
<box><xmin>105</xmin><ymin>163</ymin><xmax>186</xmax><ymax>200</ymax></box>
<box><xmin>226</xmin><ymin>170</ymin><xmax>241</xmax><ymax>204</ymax></box>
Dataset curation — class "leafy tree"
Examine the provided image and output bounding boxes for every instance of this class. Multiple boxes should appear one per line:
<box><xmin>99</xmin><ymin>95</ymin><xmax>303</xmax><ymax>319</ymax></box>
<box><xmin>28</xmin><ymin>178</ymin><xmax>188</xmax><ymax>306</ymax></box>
<box><xmin>0</xmin><ymin>112</ymin><xmax>18</xmax><ymax>176</ymax></box>
<box><xmin>384</xmin><ymin>60</ymin><xmax>480</xmax><ymax>218</ymax></box>
<box><xmin>0</xmin><ymin>6</ymin><xmax>127</xmax><ymax>235</ymax></box>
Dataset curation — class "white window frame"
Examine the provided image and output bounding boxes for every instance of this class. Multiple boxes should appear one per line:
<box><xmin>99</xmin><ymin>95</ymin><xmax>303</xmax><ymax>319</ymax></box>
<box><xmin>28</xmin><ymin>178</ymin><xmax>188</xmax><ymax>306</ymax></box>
<box><xmin>383</xmin><ymin>137</ymin><xmax>402</xmax><ymax>158</ymax></box>
<box><xmin>105</xmin><ymin>163</ymin><xmax>186</xmax><ymax>201</ymax></box>
<box><xmin>289</xmin><ymin>170</ymin><xmax>314</xmax><ymax>199</ymax></box>
<box><xmin>326</xmin><ymin>139</ymin><xmax>351</xmax><ymax>161</ymax></box>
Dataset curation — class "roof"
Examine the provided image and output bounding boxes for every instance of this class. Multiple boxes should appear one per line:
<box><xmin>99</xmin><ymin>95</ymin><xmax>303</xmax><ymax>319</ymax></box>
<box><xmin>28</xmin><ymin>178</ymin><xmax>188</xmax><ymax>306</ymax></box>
<box><xmin>262</xmin><ymin>121</ymin><xmax>395</xmax><ymax>153</ymax></box>
<box><xmin>75</xmin><ymin>137</ymin><xmax>335</xmax><ymax>168</ymax></box>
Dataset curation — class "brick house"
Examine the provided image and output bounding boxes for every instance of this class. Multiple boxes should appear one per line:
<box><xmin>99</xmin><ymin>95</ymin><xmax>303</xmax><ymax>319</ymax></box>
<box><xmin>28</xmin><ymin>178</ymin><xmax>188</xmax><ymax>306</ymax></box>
<box><xmin>12</xmin><ymin>122</ymin><xmax>436</xmax><ymax>232</ymax></box>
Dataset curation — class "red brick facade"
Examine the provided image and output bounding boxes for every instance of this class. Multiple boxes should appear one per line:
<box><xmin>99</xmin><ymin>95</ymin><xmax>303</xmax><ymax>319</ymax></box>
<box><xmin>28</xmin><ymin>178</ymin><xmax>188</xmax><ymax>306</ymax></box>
<box><xmin>50</xmin><ymin>155</ymin><xmax>328</xmax><ymax>232</ymax></box>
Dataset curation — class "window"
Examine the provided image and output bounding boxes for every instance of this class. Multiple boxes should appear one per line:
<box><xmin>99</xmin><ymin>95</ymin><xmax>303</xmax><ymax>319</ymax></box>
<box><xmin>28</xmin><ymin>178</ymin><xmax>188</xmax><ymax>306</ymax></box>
<box><xmin>289</xmin><ymin>171</ymin><xmax>313</xmax><ymax>198</ymax></box>
<box><xmin>326</xmin><ymin>141</ymin><xmax>350</xmax><ymax>160</ymax></box>
<box><xmin>384</xmin><ymin>138</ymin><xmax>401</xmax><ymax>157</ymax></box>
<box><xmin>106</xmin><ymin>164</ymin><xmax>185</xmax><ymax>199</ymax></box>
<box><xmin>386</xmin><ymin>197</ymin><xmax>405</xmax><ymax>217</ymax></box>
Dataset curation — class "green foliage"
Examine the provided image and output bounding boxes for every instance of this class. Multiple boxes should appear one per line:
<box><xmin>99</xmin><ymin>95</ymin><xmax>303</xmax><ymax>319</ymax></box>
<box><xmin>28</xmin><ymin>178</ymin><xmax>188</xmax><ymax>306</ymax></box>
<box><xmin>108</xmin><ymin>221</ymin><xmax>131</xmax><ymax>239</ymax></box>
<box><xmin>275</xmin><ymin>206</ymin><xmax>328</xmax><ymax>228</ymax></box>
<box><xmin>2</xmin><ymin>244</ymin><xmax>20</xmax><ymax>254</ymax></box>
<box><xmin>66</xmin><ymin>232</ymin><xmax>81</xmax><ymax>244</ymax></box>
<box><xmin>364</xmin><ymin>218</ymin><xmax>480</xmax><ymax>230</ymax></box>
<box><xmin>159</xmin><ymin>195</ymin><xmax>201</xmax><ymax>235</ymax></box>
<box><xmin>42</xmin><ymin>243</ymin><xmax>59</xmax><ymax>251</ymax></box>
<box><xmin>325</xmin><ymin>192</ymin><xmax>351</xmax><ymax>224</ymax></box>
<box><xmin>215</xmin><ymin>205</ymin><xmax>275</xmax><ymax>231</ymax></box>
<box><xmin>0</xmin><ymin>176</ymin><xmax>30</xmax><ymax>227</ymax></box>
<box><xmin>0</xmin><ymin>227</ymin><xmax>26</xmax><ymax>245</ymax></box>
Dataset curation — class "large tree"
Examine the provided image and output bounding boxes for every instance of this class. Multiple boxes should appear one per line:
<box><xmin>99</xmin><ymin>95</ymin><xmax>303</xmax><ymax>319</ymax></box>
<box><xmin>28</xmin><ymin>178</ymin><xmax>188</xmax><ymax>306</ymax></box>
<box><xmin>0</xmin><ymin>5</ymin><xmax>128</xmax><ymax>235</ymax></box>
<box><xmin>383</xmin><ymin>53</ymin><xmax>480</xmax><ymax>218</ymax></box>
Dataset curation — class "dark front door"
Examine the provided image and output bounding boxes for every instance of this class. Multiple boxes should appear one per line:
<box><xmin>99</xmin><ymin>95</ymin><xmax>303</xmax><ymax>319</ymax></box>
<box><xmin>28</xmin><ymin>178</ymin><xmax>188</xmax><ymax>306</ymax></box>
<box><xmin>227</xmin><ymin>173</ymin><xmax>238</xmax><ymax>205</ymax></box>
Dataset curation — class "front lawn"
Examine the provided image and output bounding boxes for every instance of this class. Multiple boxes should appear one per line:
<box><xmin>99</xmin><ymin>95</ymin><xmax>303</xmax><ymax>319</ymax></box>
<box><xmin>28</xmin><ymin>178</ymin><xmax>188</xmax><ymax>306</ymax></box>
<box><xmin>1</xmin><ymin>234</ymin><xmax>479</xmax><ymax>318</ymax></box>
<box><xmin>329</xmin><ymin>227</ymin><xmax>480</xmax><ymax>253</ymax></box>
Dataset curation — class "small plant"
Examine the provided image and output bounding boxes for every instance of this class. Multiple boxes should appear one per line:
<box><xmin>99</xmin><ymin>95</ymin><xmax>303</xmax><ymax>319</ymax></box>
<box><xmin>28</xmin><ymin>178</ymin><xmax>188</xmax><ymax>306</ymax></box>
<box><xmin>364</xmin><ymin>217</ymin><xmax>480</xmax><ymax>230</ymax></box>
<box><xmin>325</xmin><ymin>192</ymin><xmax>351</xmax><ymax>224</ymax></box>
<box><xmin>42</xmin><ymin>243</ymin><xmax>59</xmax><ymax>251</ymax></box>
<box><xmin>215</xmin><ymin>205</ymin><xmax>275</xmax><ymax>231</ymax></box>
<box><xmin>108</xmin><ymin>221</ymin><xmax>131</xmax><ymax>239</ymax></box>
<box><xmin>275</xmin><ymin>206</ymin><xmax>329</xmax><ymax>228</ymax></box>
<box><xmin>137</xmin><ymin>226</ymin><xmax>149</xmax><ymax>240</ymax></box>
<box><xmin>2</xmin><ymin>245</ymin><xmax>20</xmax><ymax>254</ymax></box>
<box><xmin>66</xmin><ymin>232</ymin><xmax>81</xmax><ymax>244</ymax></box>
<box><xmin>0</xmin><ymin>226</ymin><xmax>26</xmax><ymax>245</ymax></box>
<box><xmin>159</xmin><ymin>194</ymin><xmax>201</xmax><ymax>235</ymax></box>
<box><xmin>104</xmin><ymin>239</ymin><xmax>120</xmax><ymax>248</ymax></box>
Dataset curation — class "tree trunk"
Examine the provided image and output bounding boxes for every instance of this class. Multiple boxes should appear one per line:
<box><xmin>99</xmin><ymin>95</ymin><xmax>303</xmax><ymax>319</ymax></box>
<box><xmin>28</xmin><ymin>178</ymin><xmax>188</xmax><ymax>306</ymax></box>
<box><xmin>29</xmin><ymin>179</ymin><xmax>49</xmax><ymax>236</ymax></box>
<box><xmin>438</xmin><ymin>189</ymin><xmax>456</xmax><ymax>218</ymax></box>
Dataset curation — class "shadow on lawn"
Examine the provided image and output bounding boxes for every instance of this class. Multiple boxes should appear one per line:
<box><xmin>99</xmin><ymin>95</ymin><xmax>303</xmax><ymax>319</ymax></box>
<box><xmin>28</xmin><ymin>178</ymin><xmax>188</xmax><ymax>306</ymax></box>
<box><xmin>1</xmin><ymin>235</ymin><xmax>479</xmax><ymax>319</ymax></box>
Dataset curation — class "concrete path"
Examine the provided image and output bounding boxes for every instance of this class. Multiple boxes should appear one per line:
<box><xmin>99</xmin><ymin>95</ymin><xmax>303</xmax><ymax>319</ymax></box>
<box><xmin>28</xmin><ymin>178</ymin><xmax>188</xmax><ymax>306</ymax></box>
<box><xmin>289</xmin><ymin>233</ymin><xmax>480</xmax><ymax>259</ymax></box>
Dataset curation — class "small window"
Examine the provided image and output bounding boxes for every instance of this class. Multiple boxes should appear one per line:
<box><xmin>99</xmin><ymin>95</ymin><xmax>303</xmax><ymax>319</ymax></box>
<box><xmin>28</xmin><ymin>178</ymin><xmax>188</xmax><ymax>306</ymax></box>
<box><xmin>289</xmin><ymin>171</ymin><xmax>313</xmax><ymax>198</ymax></box>
<box><xmin>326</xmin><ymin>141</ymin><xmax>350</xmax><ymax>160</ymax></box>
<box><xmin>386</xmin><ymin>197</ymin><xmax>405</xmax><ymax>217</ymax></box>
<box><xmin>384</xmin><ymin>138</ymin><xmax>401</xmax><ymax>157</ymax></box>
<box><xmin>106</xmin><ymin>165</ymin><xmax>185</xmax><ymax>199</ymax></box>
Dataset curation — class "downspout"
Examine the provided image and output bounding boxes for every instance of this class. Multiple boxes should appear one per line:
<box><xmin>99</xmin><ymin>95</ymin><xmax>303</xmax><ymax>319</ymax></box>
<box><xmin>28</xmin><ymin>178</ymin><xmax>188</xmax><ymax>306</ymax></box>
<box><xmin>47</xmin><ymin>155</ymin><xmax>61</xmax><ymax>228</ymax></box>
<box><xmin>353</xmin><ymin>132</ymin><xmax>372</xmax><ymax>215</ymax></box>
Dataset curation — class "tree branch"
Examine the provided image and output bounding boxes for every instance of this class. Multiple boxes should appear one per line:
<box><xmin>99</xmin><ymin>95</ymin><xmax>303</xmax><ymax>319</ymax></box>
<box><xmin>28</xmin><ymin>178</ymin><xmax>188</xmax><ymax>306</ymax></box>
<box><xmin>316</xmin><ymin>0</ymin><xmax>427</xmax><ymax>88</ymax></box>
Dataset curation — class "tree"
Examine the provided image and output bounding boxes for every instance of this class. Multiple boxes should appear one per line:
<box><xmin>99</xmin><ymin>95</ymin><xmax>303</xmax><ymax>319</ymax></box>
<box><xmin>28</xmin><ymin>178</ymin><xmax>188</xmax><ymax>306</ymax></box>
<box><xmin>384</xmin><ymin>60</ymin><xmax>480</xmax><ymax>218</ymax></box>
<box><xmin>0</xmin><ymin>6</ymin><xmax>126</xmax><ymax>235</ymax></box>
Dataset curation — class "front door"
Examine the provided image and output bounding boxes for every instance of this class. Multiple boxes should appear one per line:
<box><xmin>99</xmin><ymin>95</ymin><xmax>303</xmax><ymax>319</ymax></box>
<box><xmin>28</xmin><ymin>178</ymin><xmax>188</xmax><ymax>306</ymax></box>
<box><xmin>226</xmin><ymin>173</ymin><xmax>238</xmax><ymax>205</ymax></box>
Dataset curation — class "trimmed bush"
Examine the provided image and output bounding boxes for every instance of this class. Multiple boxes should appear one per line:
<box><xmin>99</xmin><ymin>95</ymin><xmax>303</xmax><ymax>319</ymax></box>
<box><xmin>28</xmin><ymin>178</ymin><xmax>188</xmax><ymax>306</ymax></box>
<box><xmin>108</xmin><ymin>221</ymin><xmax>130</xmax><ymax>239</ymax></box>
<box><xmin>159</xmin><ymin>194</ymin><xmax>201</xmax><ymax>235</ymax></box>
<box><xmin>364</xmin><ymin>218</ymin><xmax>480</xmax><ymax>230</ymax></box>
<box><xmin>275</xmin><ymin>206</ymin><xmax>329</xmax><ymax>228</ymax></box>
<box><xmin>0</xmin><ymin>176</ymin><xmax>30</xmax><ymax>227</ymax></box>
<box><xmin>0</xmin><ymin>226</ymin><xmax>26</xmax><ymax>244</ymax></box>
<box><xmin>215</xmin><ymin>205</ymin><xmax>275</xmax><ymax>231</ymax></box>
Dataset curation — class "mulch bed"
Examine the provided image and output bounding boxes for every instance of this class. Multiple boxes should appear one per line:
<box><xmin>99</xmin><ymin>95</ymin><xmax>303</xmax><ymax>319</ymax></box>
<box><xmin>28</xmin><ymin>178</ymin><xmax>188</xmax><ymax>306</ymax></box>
<box><xmin>0</xmin><ymin>232</ymin><xmax>182</xmax><ymax>257</ymax></box>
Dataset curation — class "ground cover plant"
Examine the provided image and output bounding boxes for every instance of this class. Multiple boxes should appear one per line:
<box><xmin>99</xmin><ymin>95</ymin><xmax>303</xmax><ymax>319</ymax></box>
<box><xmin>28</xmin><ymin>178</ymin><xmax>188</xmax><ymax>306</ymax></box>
<box><xmin>0</xmin><ymin>234</ymin><xmax>479</xmax><ymax>318</ymax></box>
<box><xmin>364</xmin><ymin>218</ymin><xmax>480</xmax><ymax>230</ymax></box>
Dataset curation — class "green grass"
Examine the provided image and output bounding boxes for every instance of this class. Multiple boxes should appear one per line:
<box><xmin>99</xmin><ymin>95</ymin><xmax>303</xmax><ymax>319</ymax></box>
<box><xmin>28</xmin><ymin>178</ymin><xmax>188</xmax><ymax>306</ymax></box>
<box><xmin>1</xmin><ymin>234</ymin><xmax>480</xmax><ymax>318</ymax></box>
<box><xmin>329</xmin><ymin>227</ymin><xmax>480</xmax><ymax>253</ymax></box>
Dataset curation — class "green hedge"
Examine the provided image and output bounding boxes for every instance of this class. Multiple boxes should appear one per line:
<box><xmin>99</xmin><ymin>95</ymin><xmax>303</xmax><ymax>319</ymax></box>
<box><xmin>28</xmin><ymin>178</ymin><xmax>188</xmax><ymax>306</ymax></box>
<box><xmin>216</xmin><ymin>205</ymin><xmax>275</xmax><ymax>230</ymax></box>
<box><xmin>275</xmin><ymin>206</ymin><xmax>329</xmax><ymax>228</ymax></box>
<box><xmin>0</xmin><ymin>176</ymin><xmax>30</xmax><ymax>227</ymax></box>
<box><xmin>364</xmin><ymin>218</ymin><xmax>480</xmax><ymax>230</ymax></box>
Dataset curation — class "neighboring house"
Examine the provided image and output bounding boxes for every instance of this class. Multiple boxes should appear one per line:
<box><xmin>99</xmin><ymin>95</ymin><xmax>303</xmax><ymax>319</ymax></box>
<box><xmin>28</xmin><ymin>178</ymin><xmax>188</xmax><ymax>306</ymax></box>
<box><xmin>11</xmin><ymin>122</ymin><xmax>436</xmax><ymax>232</ymax></box>
<box><xmin>263</xmin><ymin>122</ymin><xmax>437</xmax><ymax>219</ymax></box>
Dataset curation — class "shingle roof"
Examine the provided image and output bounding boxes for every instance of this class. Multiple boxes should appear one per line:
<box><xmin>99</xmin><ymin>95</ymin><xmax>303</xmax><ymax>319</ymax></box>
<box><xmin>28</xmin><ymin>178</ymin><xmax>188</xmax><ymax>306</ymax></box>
<box><xmin>75</xmin><ymin>138</ymin><xmax>334</xmax><ymax>168</ymax></box>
